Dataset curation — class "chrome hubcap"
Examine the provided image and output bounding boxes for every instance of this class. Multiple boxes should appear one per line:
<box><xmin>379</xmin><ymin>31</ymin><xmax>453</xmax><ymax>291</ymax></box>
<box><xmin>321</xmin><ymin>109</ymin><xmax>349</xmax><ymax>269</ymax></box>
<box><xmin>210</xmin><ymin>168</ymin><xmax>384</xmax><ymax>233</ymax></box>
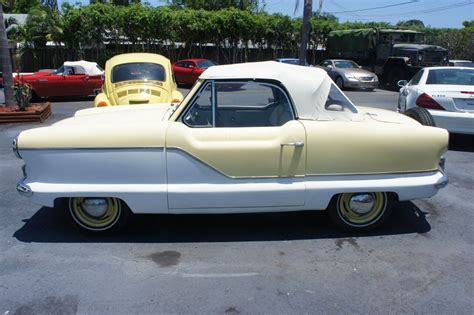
<box><xmin>81</xmin><ymin>198</ymin><xmax>108</xmax><ymax>217</ymax></box>
<box><xmin>348</xmin><ymin>193</ymin><xmax>375</xmax><ymax>214</ymax></box>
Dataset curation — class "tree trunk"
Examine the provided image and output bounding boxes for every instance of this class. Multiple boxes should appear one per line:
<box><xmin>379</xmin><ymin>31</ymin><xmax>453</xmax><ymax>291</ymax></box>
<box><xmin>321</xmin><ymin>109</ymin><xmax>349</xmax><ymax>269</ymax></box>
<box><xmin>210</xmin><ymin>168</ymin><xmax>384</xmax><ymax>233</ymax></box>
<box><xmin>0</xmin><ymin>4</ymin><xmax>15</xmax><ymax>107</ymax></box>
<box><xmin>298</xmin><ymin>0</ymin><xmax>312</xmax><ymax>66</ymax></box>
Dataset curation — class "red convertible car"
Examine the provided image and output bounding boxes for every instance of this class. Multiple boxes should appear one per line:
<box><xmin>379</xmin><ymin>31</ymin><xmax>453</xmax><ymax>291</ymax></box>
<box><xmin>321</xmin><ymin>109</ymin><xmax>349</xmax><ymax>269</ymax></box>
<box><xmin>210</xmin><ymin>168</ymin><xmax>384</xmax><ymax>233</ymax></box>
<box><xmin>15</xmin><ymin>61</ymin><xmax>104</xmax><ymax>99</ymax></box>
<box><xmin>172</xmin><ymin>58</ymin><xmax>215</xmax><ymax>85</ymax></box>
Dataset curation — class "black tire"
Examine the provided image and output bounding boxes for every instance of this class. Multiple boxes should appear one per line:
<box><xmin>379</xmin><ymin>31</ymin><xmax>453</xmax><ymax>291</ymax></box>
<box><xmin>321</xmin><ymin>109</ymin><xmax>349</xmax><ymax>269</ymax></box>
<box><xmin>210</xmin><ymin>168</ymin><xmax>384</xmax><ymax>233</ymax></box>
<box><xmin>335</xmin><ymin>76</ymin><xmax>344</xmax><ymax>89</ymax></box>
<box><xmin>366</xmin><ymin>88</ymin><xmax>375</xmax><ymax>92</ymax></box>
<box><xmin>328</xmin><ymin>192</ymin><xmax>394</xmax><ymax>232</ymax></box>
<box><xmin>68</xmin><ymin>197</ymin><xmax>130</xmax><ymax>235</ymax></box>
<box><xmin>404</xmin><ymin>107</ymin><xmax>436</xmax><ymax>127</ymax></box>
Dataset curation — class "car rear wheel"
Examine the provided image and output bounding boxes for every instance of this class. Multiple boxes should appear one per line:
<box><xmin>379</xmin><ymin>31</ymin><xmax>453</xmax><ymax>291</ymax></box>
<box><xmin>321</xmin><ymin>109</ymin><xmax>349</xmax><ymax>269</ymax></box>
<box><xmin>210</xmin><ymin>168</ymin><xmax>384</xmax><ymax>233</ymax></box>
<box><xmin>335</xmin><ymin>77</ymin><xmax>344</xmax><ymax>89</ymax></box>
<box><xmin>329</xmin><ymin>192</ymin><xmax>394</xmax><ymax>231</ymax></box>
<box><xmin>68</xmin><ymin>197</ymin><xmax>130</xmax><ymax>234</ymax></box>
<box><xmin>404</xmin><ymin>107</ymin><xmax>436</xmax><ymax>127</ymax></box>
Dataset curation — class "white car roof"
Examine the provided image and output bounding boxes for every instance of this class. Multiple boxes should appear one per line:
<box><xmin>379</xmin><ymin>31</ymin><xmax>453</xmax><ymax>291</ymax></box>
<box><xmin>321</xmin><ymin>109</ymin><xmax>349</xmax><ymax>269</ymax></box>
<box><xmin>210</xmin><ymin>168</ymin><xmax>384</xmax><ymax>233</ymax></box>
<box><xmin>423</xmin><ymin>66</ymin><xmax>473</xmax><ymax>70</ymax></box>
<box><xmin>200</xmin><ymin>61</ymin><xmax>352</xmax><ymax>121</ymax></box>
<box><xmin>63</xmin><ymin>60</ymin><xmax>103</xmax><ymax>75</ymax></box>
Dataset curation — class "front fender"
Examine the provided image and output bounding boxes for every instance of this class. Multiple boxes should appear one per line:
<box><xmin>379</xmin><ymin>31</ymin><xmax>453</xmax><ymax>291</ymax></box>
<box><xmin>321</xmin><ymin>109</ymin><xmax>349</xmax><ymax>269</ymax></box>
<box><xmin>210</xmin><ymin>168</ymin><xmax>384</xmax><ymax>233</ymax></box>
<box><xmin>94</xmin><ymin>92</ymin><xmax>111</xmax><ymax>107</ymax></box>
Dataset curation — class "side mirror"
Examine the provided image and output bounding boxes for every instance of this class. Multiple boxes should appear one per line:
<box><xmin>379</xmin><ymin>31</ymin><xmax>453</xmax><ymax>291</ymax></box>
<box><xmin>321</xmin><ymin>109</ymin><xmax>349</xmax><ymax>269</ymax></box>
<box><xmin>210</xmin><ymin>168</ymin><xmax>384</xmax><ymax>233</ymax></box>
<box><xmin>189</xmin><ymin>65</ymin><xmax>196</xmax><ymax>69</ymax></box>
<box><xmin>326</xmin><ymin>65</ymin><xmax>333</xmax><ymax>69</ymax></box>
<box><xmin>397</xmin><ymin>80</ymin><xmax>408</xmax><ymax>87</ymax></box>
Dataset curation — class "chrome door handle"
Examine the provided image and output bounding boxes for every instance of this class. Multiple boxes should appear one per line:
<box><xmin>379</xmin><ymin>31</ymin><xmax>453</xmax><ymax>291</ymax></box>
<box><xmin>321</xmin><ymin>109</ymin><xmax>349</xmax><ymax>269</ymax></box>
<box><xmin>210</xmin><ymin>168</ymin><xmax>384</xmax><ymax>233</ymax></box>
<box><xmin>281</xmin><ymin>142</ymin><xmax>304</xmax><ymax>147</ymax></box>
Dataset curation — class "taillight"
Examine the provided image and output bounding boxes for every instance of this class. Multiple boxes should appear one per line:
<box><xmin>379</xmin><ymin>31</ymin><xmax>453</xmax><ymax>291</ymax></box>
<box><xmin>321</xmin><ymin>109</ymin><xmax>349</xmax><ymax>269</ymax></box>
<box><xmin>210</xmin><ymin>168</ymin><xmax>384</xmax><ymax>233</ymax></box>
<box><xmin>97</xmin><ymin>101</ymin><xmax>108</xmax><ymax>107</ymax></box>
<box><xmin>461</xmin><ymin>91</ymin><xmax>474</xmax><ymax>95</ymax></box>
<box><xmin>416</xmin><ymin>93</ymin><xmax>444</xmax><ymax>110</ymax></box>
<box><xmin>171</xmin><ymin>98</ymin><xmax>181</xmax><ymax>103</ymax></box>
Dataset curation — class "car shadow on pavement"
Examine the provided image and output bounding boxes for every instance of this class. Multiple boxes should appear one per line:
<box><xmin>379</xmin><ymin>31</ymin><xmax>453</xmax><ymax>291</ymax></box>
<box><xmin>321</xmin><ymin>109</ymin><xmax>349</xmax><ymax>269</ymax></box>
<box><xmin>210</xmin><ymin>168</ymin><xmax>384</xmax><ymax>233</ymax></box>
<box><xmin>13</xmin><ymin>201</ymin><xmax>430</xmax><ymax>243</ymax></box>
<box><xmin>449</xmin><ymin>134</ymin><xmax>474</xmax><ymax>153</ymax></box>
<box><xmin>41</xmin><ymin>96</ymin><xmax>95</xmax><ymax>103</ymax></box>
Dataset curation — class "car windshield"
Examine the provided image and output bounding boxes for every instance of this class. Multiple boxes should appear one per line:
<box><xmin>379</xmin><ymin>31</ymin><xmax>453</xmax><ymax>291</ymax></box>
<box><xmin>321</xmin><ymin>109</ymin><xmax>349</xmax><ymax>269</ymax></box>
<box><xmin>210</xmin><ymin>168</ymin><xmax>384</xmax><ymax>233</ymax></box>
<box><xmin>426</xmin><ymin>68</ymin><xmax>474</xmax><ymax>85</ymax></box>
<box><xmin>54</xmin><ymin>65</ymin><xmax>65</xmax><ymax>75</ymax></box>
<box><xmin>111</xmin><ymin>62</ymin><xmax>165</xmax><ymax>83</ymax></box>
<box><xmin>334</xmin><ymin>60</ymin><xmax>359</xmax><ymax>69</ymax></box>
<box><xmin>197</xmin><ymin>60</ymin><xmax>215</xmax><ymax>69</ymax></box>
<box><xmin>452</xmin><ymin>61</ymin><xmax>474</xmax><ymax>68</ymax></box>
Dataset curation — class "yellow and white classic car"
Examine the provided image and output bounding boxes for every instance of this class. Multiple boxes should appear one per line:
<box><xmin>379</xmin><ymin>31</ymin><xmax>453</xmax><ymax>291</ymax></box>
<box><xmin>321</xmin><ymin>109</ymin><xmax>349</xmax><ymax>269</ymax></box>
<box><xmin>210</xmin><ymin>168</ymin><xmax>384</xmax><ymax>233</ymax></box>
<box><xmin>14</xmin><ymin>61</ymin><xmax>449</xmax><ymax>234</ymax></box>
<box><xmin>94</xmin><ymin>53</ymin><xmax>183</xmax><ymax>107</ymax></box>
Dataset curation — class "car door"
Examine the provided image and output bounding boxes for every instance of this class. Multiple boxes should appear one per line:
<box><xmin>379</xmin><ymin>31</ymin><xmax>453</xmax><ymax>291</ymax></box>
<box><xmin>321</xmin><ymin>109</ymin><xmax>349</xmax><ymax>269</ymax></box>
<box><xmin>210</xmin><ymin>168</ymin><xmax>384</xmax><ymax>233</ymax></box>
<box><xmin>174</xmin><ymin>61</ymin><xmax>193</xmax><ymax>84</ymax></box>
<box><xmin>36</xmin><ymin>66</ymin><xmax>86</xmax><ymax>97</ymax></box>
<box><xmin>188</xmin><ymin>61</ymin><xmax>201</xmax><ymax>84</ymax></box>
<box><xmin>63</xmin><ymin>66</ymin><xmax>90</xmax><ymax>96</ymax></box>
<box><xmin>165</xmin><ymin>80</ymin><xmax>306</xmax><ymax>212</ymax></box>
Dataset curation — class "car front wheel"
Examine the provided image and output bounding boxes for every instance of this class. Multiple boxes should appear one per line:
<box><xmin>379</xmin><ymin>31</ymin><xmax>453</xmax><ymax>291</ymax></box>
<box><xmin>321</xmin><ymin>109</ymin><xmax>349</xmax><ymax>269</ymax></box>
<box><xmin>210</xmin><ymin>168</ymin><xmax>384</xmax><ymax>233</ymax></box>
<box><xmin>329</xmin><ymin>192</ymin><xmax>394</xmax><ymax>231</ymax></box>
<box><xmin>68</xmin><ymin>197</ymin><xmax>130</xmax><ymax>234</ymax></box>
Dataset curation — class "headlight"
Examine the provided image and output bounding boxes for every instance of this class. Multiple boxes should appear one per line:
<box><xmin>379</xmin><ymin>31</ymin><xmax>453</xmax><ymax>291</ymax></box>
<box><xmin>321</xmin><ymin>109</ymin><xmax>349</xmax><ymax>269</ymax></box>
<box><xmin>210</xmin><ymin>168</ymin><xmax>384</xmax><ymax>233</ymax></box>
<box><xmin>12</xmin><ymin>135</ymin><xmax>22</xmax><ymax>159</ymax></box>
<box><xmin>374</xmin><ymin>75</ymin><xmax>379</xmax><ymax>81</ymax></box>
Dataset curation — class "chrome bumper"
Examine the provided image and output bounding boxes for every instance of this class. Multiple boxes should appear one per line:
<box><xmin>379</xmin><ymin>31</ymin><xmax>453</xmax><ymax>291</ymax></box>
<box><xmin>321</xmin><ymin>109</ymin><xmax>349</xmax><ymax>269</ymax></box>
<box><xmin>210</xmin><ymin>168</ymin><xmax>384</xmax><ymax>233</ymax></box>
<box><xmin>434</xmin><ymin>169</ymin><xmax>449</xmax><ymax>189</ymax></box>
<box><xmin>17</xmin><ymin>178</ymin><xmax>33</xmax><ymax>197</ymax></box>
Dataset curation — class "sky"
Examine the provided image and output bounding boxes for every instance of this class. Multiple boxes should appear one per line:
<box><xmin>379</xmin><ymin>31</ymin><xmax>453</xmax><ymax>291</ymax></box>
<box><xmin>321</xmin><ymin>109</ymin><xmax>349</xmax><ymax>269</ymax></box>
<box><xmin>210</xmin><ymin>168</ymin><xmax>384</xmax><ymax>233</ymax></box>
<box><xmin>58</xmin><ymin>0</ymin><xmax>473</xmax><ymax>28</ymax></box>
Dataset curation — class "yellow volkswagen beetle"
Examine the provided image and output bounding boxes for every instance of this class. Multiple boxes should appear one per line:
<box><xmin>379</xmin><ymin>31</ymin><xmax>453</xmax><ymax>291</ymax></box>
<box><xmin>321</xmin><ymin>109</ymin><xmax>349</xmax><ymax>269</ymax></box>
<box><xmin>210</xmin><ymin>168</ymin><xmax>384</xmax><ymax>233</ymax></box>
<box><xmin>94</xmin><ymin>53</ymin><xmax>183</xmax><ymax>107</ymax></box>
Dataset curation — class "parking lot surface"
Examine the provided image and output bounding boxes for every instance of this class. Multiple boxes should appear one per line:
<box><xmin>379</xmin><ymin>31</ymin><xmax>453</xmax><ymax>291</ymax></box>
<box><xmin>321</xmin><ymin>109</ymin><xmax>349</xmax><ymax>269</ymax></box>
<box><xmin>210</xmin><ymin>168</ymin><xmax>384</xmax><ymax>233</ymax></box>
<box><xmin>1</xmin><ymin>89</ymin><xmax>473</xmax><ymax>314</ymax></box>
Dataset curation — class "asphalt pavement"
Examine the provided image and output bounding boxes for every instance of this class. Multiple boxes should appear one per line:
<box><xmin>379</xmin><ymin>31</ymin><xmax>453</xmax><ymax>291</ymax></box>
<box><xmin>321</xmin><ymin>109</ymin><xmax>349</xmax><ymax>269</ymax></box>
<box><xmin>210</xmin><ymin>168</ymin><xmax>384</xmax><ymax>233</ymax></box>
<box><xmin>0</xmin><ymin>89</ymin><xmax>473</xmax><ymax>314</ymax></box>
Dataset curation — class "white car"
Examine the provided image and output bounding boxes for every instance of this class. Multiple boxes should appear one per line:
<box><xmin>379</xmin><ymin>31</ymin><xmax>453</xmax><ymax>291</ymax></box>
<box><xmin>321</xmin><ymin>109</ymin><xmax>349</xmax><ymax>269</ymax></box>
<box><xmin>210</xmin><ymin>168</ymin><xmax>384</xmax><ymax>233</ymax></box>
<box><xmin>398</xmin><ymin>67</ymin><xmax>474</xmax><ymax>135</ymax></box>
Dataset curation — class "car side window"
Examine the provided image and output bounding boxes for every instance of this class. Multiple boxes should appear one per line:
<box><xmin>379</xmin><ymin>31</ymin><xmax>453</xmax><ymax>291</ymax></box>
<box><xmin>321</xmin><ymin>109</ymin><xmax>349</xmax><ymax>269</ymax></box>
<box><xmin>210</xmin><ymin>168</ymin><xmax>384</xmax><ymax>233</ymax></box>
<box><xmin>408</xmin><ymin>70</ymin><xmax>423</xmax><ymax>86</ymax></box>
<box><xmin>182</xmin><ymin>80</ymin><xmax>295</xmax><ymax>128</ymax></box>
<box><xmin>324</xmin><ymin>84</ymin><xmax>358</xmax><ymax>113</ymax></box>
<box><xmin>176</xmin><ymin>62</ymin><xmax>186</xmax><ymax>68</ymax></box>
<box><xmin>183</xmin><ymin>83</ymin><xmax>213</xmax><ymax>127</ymax></box>
<box><xmin>215</xmin><ymin>81</ymin><xmax>294</xmax><ymax>127</ymax></box>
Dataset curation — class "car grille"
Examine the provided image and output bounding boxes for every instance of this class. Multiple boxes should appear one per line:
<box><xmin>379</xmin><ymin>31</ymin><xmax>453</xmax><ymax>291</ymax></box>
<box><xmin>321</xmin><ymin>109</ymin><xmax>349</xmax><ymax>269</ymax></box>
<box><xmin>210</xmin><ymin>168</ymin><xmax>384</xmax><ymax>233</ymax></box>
<box><xmin>359</xmin><ymin>76</ymin><xmax>374</xmax><ymax>82</ymax></box>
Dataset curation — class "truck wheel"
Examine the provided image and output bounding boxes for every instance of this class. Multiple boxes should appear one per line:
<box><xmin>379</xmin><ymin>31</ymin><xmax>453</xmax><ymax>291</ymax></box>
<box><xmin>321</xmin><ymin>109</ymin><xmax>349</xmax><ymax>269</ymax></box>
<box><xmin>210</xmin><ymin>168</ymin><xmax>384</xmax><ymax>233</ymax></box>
<box><xmin>329</xmin><ymin>192</ymin><xmax>394</xmax><ymax>232</ymax></box>
<box><xmin>404</xmin><ymin>107</ymin><xmax>436</xmax><ymax>127</ymax></box>
<box><xmin>335</xmin><ymin>77</ymin><xmax>344</xmax><ymax>89</ymax></box>
<box><xmin>68</xmin><ymin>197</ymin><xmax>130</xmax><ymax>234</ymax></box>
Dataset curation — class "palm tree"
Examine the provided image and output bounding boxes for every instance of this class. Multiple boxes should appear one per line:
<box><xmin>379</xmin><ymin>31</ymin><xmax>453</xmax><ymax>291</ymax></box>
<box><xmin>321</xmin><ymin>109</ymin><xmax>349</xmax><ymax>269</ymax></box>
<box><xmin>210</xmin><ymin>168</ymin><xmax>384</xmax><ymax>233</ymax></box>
<box><xmin>295</xmin><ymin>0</ymin><xmax>323</xmax><ymax>65</ymax></box>
<box><xmin>0</xmin><ymin>3</ymin><xmax>15</xmax><ymax>107</ymax></box>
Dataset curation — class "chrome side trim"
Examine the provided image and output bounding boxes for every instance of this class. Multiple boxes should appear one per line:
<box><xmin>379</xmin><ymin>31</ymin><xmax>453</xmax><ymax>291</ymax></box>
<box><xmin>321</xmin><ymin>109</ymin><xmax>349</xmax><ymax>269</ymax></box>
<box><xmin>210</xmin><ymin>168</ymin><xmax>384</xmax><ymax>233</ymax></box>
<box><xmin>166</xmin><ymin>147</ymin><xmax>304</xmax><ymax>179</ymax></box>
<box><xmin>18</xmin><ymin>146</ymin><xmax>164</xmax><ymax>151</ymax></box>
<box><xmin>17</xmin><ymin>178</ymin><xmax>33</xmax><ymax>197</ymax></box>
<box><xmin>166</xmin><ymin>147</ymin><xmax>441</xmax><ymax>180</ymax></box>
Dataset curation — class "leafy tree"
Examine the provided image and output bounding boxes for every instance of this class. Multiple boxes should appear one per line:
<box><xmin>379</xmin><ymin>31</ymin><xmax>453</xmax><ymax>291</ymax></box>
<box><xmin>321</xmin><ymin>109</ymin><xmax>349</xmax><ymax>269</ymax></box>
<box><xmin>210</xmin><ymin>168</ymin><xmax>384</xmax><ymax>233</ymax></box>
<box><xmin>167</xmin><ymin>0</ymin><xmax>263</xmax><ymax>12</ymax></box>
<box><xmin>3</xmin><ymin>0</ymin><xmax>40</xmax><ymax>13</ymax></box>
<box><xmin>41</xmin><ymin>0</ymin><xmax>57</xmax><ymax>11</ymax></box>
<box><xmin>396</xmin><ymin>19</ymin><xmax>425</xmax><ymax>31</ymax></box>
<box><xmin>462</xmin><ymin>20</ymin><xmax>474</xmax><ymax>28</ymax></box>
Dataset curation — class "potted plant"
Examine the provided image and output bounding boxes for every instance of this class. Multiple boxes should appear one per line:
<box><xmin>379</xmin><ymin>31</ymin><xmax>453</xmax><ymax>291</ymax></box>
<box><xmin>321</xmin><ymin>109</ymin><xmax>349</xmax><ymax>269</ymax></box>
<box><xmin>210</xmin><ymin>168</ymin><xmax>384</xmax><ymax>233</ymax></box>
<box><xmin>0</xmin><ymin>73</ymin><xmax>52</xmax><ymax>124</ymax></box>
